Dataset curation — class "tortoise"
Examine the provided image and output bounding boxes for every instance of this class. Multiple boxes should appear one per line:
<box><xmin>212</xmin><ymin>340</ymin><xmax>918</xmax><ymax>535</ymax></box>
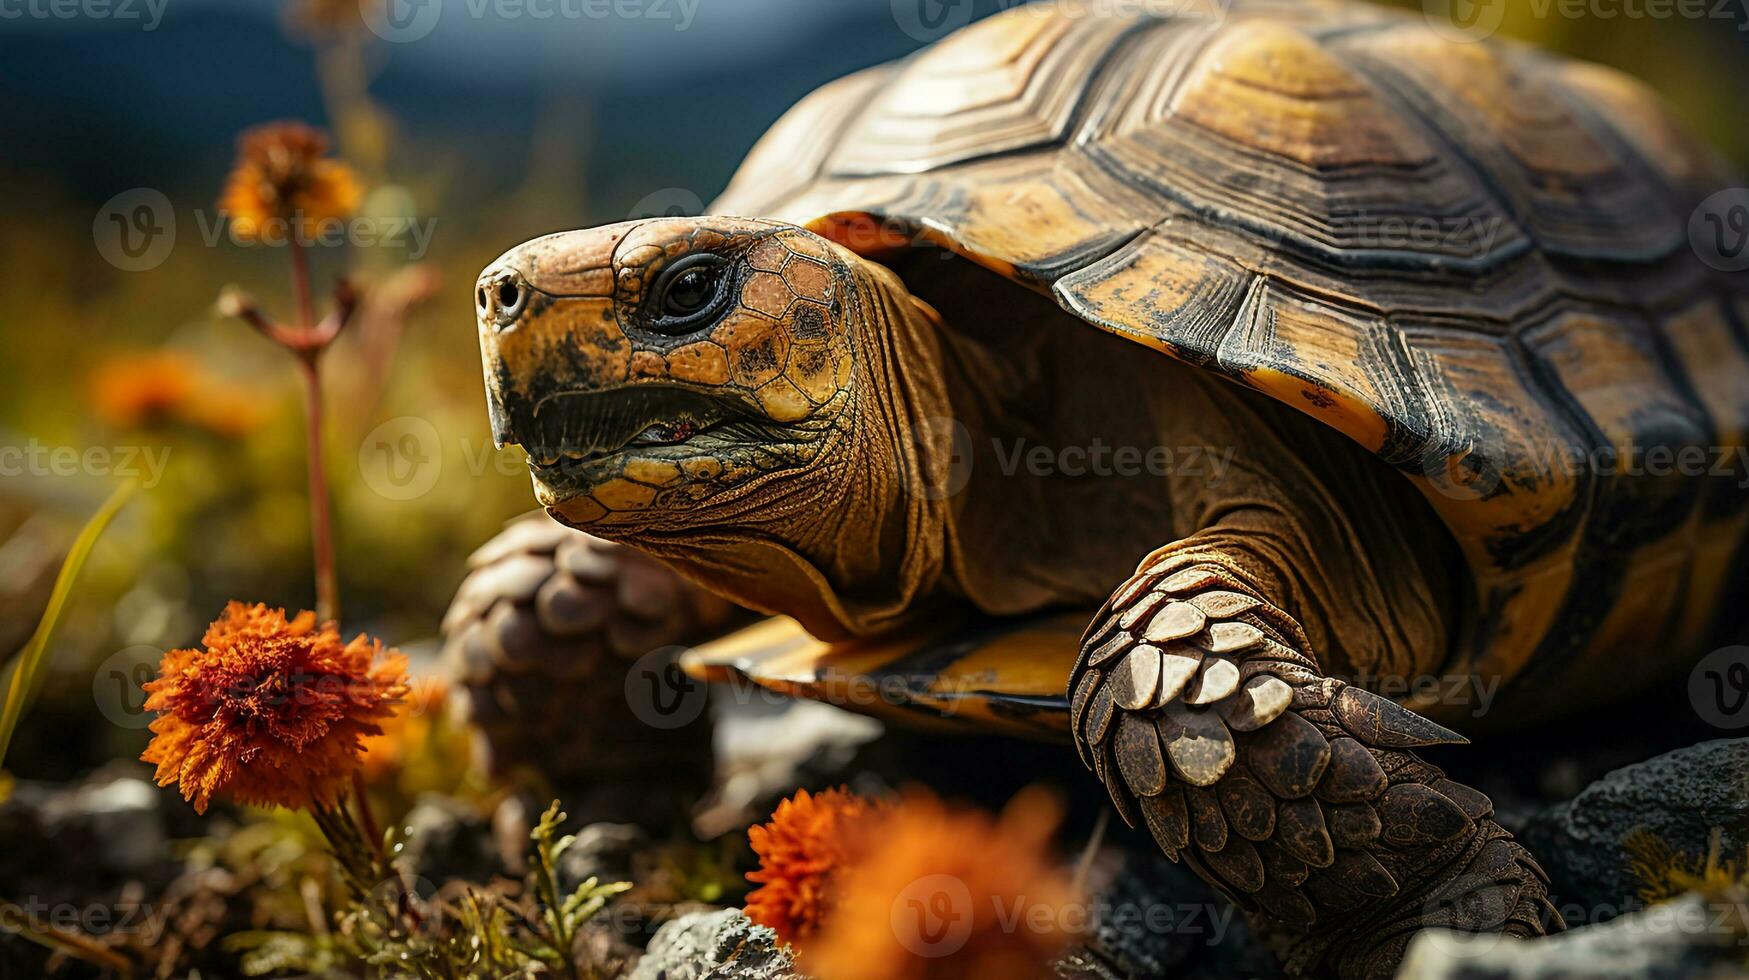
<box><xmin>458</xmin><ymin>0</ymin><xmax>1749</xmax><ymax>974</ymax></box>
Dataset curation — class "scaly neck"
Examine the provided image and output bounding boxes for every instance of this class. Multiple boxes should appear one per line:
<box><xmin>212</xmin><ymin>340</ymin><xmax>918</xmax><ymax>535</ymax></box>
<box><xmin>624</xmin><ymin>258</ymin><xmax>960</xmax><ymax>640</ymax></box>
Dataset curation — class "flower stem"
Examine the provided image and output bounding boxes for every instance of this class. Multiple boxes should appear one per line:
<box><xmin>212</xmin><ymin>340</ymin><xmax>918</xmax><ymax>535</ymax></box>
<box><xmin>352</xmin><ymin>771</ymin><xmax>425</xmax><ymax>930</ymax></box>
<box><xmin>290</xmin><ymin>237</ymin><xmax>317</xmax><ymax>338</ymax></box>
<box><xmin>352</xmin><ymin>769</ymin><xmax>383</xmax><ymax>856</ymax></box>
<box><xmin>298</xmin><ymin>356</ymin><xmax>339</xmax><ymax>625</ymax></box>
<box><xmin>288</xmin><ymin>238</ymin><xmax>339</xmax><ymax>625</ymax></box>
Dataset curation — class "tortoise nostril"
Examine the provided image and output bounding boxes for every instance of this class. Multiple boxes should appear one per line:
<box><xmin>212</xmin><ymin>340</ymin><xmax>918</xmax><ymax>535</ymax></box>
<box><xmin>481</xmin><ymin>272</ymin><xmax>530</xmax><ymax>326</ymax></box>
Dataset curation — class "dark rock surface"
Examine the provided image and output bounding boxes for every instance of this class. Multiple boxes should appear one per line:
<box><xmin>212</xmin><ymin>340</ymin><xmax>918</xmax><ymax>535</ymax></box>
<box><xmin>1053</xmin><ymin>839</ymin><xmax>1284</xmax><ymax>980</ymax></box>
<box><xmin>398</xmin><ymin>793</ymin><xmax>504</xmax><ymax>885</ymax></box>
<box><xmin>558</xmin><ymin>821</ymin><xmax>652</xmax><ymax>892</ymax></box>
<box><xmin>1519</xmin><ymin>738</ymin><xmax>1749</xmax><ymax>924</ymax></box>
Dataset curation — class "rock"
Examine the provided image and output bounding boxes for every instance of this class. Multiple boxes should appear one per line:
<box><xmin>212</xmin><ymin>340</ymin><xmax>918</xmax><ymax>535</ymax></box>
<box><xmin>37</xmin><ymin>772</ymin><xmax>166</xmax><ymax>873</ymax></box>
<box><xmin>558</xmin><ymin>822</ymin><xmax>650</xmax><ymax>892</ymax></box>
<box><xmin>697</xmin><ymin>700</ymin><xmax>882</xmax><ymax>838</ymax></box>
<box><xmin>1397</xmin><ymin>889</ymin><xmax>1749</xmax><ymax>979</ymax></box>
<box><xmin>1053</xmin><ymin>832</ymin><xmax>1284</xmax><ymax>980</ymax></box>
<box><xmin>1519</xmin><ymin>738</ymin><xmax>1749</xmax><ymax>923</ymax></box>
<box><xmin>398</xmin><ymin>794</ymin><xmax>502</xmax><ymax>884</ymax></box>
<box><xmin>630</xmin><ymin>908</ymin><xmax>801</xmax><ymax>980</ymax></box>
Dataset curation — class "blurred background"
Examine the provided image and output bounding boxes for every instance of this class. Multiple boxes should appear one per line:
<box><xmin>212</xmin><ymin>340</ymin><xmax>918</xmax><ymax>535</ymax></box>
<box><xmin>0</xmin><ymin>0</ymin><xmax>1746</xmax><ymax>774</ymax></box>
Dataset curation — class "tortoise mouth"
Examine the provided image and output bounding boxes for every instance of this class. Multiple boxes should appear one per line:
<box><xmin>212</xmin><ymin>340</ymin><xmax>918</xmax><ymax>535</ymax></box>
<box><xmin>520</xmin><ymin>384</ymin><xmax>749</xmax><ymax>469</ymax></box>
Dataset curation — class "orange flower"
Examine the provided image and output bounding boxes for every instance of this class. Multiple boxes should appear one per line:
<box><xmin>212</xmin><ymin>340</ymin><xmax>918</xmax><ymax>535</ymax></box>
<box><xmin>744</xmin><ymin>787</ymin><xmax>888</xmax><ymax>942</ymax></box>
<box><xmin>359</xmin><ymin>673</ymin><xmax>449</xmax><ymax>781</ymax></box>
<box><xmin>800</xmin><ymin>787</ymin><xmax>1080</xmax><ymax>980</ymax></box>
<box><xmin>142</xmin><ymin>602</ymin><xmax>409</xmax><ymax>814</ymax></box>
<box><xmin>219</xmin><ymin>122</ymin><xmax>361</xmax><ymax>244</ymax></box>
<box><xmin>88</xmin><ymin>351</ymin><xmax>195</xmax><ymax>429</ymax></box>
<box><xmin>88</xmin><ymin>351</ymin><xmax>262</xmax><ymax>437</ymax></box>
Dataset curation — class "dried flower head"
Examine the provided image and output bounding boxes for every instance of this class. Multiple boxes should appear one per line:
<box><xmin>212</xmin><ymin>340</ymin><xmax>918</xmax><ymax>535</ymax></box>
<box><xmin>744</xmin><ymin>787</ymin><xmax>888</xmax><ymax>942</ymax></box>
<box><xmin>219</xmin><ymin>122</ymin><xmax>362</xmax><ymax>244</ymax></box>
<box><xmin>800</xmin><ymin>787</ymin><xmax>1079</xmax><ymax>980</ymax></box>
<box><xmin>142</xmin><ymin>602</ymin><xmax>409</xmax><ymax>813</ymax></box>
<box><xmin>88</xmin><ymin>351</ymin><xmax>262</xmax><ymax>437</ymax></box>
<box><xmin>359</xmin><ymin>674</ymin><xmax>451</xmax><ymax>782</ymax></box>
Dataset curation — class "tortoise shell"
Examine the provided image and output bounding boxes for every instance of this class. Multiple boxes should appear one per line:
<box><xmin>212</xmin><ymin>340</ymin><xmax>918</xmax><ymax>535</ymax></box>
<box><xmin>712</xmin><ymin>0</ymin><xmax>1749</xmax><ymax>706</ymax></box>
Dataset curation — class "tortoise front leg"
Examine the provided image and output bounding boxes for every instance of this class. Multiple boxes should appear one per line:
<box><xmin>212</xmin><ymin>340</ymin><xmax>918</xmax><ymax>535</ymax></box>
<box><xmin>1071</xmin><ymin>544</ymin><xmax>1562</xmax><ymax>979</ymax></box>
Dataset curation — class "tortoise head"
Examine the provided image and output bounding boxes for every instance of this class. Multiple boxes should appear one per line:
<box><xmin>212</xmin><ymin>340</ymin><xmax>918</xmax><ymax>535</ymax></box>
<box><xmin>476</xmin><ymin>217</ymin><xmax>861</xmax><ymax>532</ymax></box>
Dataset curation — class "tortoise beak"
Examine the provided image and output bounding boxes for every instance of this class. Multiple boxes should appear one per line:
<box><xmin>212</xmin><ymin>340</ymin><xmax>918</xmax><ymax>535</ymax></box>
<box><xmin>476</xmin><ymin>225</ymin><xmax>638</xmax><ymax>452</ymax></box>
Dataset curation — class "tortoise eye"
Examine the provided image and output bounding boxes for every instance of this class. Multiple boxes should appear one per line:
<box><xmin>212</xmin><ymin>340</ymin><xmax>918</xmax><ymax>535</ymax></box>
<box><xmin>649</xmin><ymin>254</ymin><xmax>730</xmax><ymax>333</ymax></box>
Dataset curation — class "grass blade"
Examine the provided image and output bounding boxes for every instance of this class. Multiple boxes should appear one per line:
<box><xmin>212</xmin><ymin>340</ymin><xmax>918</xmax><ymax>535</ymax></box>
<box><xmin>0</xmin><ymin>479</ymin><xmax>138</xmax><ymax>773</ymax></box>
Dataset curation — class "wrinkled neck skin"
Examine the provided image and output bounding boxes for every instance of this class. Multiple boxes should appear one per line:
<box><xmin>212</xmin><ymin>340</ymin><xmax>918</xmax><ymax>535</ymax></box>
<box><xmin>602</xmin><ymin>251</ymin><xmax>1180</xmax><ymax>640</ymax></box>
<box><xmin>590</xmin><ymin>257</ymin><xmax>959</xmax><ymax>641</ymax></box>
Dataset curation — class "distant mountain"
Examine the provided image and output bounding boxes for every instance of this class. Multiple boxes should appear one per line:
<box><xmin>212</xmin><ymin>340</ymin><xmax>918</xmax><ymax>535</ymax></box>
<box><xmin>0</xmin><ymin>0</ymin><xmax>983</xmax><ymax>210</ymax></box>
